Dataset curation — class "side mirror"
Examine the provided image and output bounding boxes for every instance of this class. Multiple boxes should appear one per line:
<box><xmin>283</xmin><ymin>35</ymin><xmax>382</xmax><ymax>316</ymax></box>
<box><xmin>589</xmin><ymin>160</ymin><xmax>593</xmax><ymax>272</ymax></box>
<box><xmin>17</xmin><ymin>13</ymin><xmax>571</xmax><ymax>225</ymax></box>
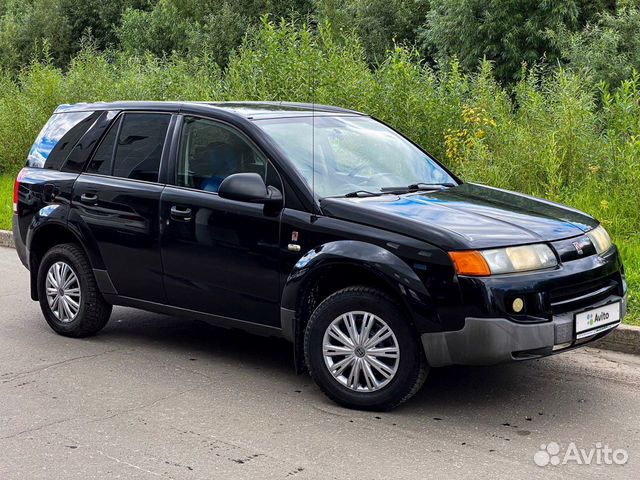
<box><xmin>218</xmin><ymin>173</ymin><xmax>283</xmax><ymax>206</ymax></box>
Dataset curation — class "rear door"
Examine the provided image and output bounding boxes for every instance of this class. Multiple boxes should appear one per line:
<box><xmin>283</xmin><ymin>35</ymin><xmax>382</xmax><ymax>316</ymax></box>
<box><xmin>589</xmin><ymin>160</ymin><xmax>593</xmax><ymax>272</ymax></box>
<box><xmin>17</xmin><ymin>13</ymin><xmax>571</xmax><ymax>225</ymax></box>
<box><xmin>159</xmin><ymin>115</ymin><xmax>283</xmax><ymax>326</ymax></box>
<box><xmin>70</xmin><ymin>112</ymin><xmax>174</xmax><ymax>303</ymax></box>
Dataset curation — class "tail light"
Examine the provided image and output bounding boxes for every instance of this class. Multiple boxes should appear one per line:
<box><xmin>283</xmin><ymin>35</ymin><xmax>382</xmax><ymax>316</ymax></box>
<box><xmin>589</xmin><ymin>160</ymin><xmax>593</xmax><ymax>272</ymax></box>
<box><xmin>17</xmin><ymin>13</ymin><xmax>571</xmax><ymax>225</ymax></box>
<box><xmin>13</xmin><ymin>168</ymin><xmax>26</xmax><ymax>213</ymax></box>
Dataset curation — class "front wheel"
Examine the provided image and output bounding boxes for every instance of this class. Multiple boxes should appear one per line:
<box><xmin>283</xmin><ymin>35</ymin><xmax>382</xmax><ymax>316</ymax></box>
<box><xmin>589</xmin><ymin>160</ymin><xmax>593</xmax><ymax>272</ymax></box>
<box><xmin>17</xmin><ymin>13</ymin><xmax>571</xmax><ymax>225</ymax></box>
<box><xmin>304</xmin><ymin>286</ymin><xmax>428</xmax><ymax>410</ymax></box>
<box><xmin>37</xmin><ymin>243</ymin><xmax>112</xmax><ymax>337</ymax></box>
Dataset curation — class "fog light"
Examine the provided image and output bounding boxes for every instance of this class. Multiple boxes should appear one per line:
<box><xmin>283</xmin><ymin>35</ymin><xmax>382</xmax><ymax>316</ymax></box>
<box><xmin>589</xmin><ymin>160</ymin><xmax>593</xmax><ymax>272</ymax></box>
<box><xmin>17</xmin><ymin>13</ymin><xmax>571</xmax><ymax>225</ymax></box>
<box><xmin>512</xmin><ymin>297</ymin><xmax>524</xmax><ymax>313</ymax></box>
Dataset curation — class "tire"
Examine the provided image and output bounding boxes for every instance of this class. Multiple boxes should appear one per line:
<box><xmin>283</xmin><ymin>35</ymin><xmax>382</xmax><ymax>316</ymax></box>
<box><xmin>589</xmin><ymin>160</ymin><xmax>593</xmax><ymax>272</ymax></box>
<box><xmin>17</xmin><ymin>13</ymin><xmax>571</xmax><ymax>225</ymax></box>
<box><xmin>304</xmin><ymin>286</ymin><xmax>428</xmax><ymax>411</ymax></box>
<box><xmin>37</xmin><ymin>243</ymin><xmax>112</xmax><ymax>337</ymax></box>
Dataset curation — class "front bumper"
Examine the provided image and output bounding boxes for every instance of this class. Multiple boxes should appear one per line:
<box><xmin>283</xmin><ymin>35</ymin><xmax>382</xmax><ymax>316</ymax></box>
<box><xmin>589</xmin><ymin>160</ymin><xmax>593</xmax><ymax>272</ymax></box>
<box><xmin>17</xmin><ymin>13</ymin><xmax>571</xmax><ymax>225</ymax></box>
<box><xmin>421</xmin><ymin>293</ymin><xmax>626</xmax><ymax>367</ymax></box>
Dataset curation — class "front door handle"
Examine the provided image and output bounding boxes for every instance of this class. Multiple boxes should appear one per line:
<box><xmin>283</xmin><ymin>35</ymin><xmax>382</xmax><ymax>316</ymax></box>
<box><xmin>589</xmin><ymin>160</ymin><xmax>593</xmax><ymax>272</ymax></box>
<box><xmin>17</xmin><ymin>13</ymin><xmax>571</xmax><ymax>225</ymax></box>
<box><xmin>80</xmin><ymin>193</ymin><xmax>98</xmax><ymax>205</ymax></box>
<box><xmin>170</xmin><ymin>205</ymin><xmax>192</xmax><ymax>221</ymax></box>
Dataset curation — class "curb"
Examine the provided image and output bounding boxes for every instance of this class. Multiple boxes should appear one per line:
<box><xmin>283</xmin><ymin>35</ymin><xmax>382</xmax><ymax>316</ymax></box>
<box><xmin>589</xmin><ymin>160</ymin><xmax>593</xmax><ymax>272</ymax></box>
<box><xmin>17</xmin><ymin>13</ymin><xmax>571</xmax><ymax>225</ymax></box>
<box><xmin>594</xmin><ymin>324</ymin><xmax>640</xmax><ymax>356</ymax></box>
<box><xmin>0</xmin><ymin>229</ymin><xmax>639</xmax><ymax>355</ymax></box>
<box><xmin>0</xmin><ymin>229</ymin><xmax>14</xmax><ymax>248</ymax></box>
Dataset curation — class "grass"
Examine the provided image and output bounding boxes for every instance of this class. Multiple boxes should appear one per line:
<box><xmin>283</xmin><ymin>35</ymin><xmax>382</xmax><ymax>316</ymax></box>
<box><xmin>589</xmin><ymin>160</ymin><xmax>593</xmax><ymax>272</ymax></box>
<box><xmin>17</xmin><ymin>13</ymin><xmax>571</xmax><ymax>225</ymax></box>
<box><xmin>617</xmin><ymin>239</ymin><xmax>640</xmax><ymax>325</ymax></box>
<box><xmin>0</xmin><ymin>175</ymin><xmax>12</xmax><ymax>231</ymax></box>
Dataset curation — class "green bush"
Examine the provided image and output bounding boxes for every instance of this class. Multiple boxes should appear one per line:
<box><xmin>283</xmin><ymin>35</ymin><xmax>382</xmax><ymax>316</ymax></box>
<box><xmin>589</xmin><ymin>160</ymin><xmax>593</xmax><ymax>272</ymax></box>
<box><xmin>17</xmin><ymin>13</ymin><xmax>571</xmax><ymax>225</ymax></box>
<box><xmin>418</xmin><ymin>0</ymin><xmax>583</xmax><ymax>84</ymax></box>
<box><xmin>118</xmin><ymin>0</ymin><xmax>313</xmax><ymax>66</ymax></box>
<box><xmin>0</xmin><ymin>19</ymin><xmax>638</xmax><ymax>323</ymax></box>
<box><xmin>0</xmin><ymin>0</ymin><xmax>148</xmax><ymax>70</ymax></box>
<box><xmin>557</xmin><ymin>7</ymin><xmax>640</xmax><ymax>87</ymax></box>
<box><xmin>315</xmin><ymin>0</ymin><xmax>429</xmax><ymax>65</ymax></box>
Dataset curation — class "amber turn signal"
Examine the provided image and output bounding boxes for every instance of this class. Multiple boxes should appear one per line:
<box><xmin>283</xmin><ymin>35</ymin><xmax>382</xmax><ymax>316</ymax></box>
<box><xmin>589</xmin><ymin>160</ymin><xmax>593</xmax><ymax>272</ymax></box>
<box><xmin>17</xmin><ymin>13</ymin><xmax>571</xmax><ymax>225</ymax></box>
<box><xmin>449</xmin><ymin>250</ymin><xmax>491</xmax><ymax>276</ymax></box>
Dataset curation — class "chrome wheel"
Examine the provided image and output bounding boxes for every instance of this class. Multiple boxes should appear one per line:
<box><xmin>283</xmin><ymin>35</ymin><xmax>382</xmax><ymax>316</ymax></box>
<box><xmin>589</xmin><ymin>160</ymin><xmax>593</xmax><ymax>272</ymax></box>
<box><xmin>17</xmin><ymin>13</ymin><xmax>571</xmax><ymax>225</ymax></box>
<box><xmin>45</xmin><ymin>261</ymin><xmax>81</xmax><ymax>323</ymax></box>
<box><xmin>322</xmin><ymin>311</ymin><xmax>400</xmax><ymax>392</ymax></box>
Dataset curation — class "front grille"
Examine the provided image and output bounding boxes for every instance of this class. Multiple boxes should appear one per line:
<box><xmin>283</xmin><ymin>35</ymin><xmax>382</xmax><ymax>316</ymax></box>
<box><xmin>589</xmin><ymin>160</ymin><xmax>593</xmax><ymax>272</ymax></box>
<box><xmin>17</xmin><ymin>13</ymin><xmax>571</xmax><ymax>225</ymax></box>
<box><xmin>550</xmin><ymin>275</ymin><xmax>619</xmax><ymax>314</ymax></box>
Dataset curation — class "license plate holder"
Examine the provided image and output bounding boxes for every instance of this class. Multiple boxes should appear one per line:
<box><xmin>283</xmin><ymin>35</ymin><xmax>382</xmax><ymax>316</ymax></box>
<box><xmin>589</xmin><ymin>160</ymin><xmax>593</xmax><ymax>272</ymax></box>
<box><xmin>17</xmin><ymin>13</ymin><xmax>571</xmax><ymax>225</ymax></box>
<box><xmin>574</xmin><ymin>301</ymin><xmax>621</xmax><ymax>340</ymax></box>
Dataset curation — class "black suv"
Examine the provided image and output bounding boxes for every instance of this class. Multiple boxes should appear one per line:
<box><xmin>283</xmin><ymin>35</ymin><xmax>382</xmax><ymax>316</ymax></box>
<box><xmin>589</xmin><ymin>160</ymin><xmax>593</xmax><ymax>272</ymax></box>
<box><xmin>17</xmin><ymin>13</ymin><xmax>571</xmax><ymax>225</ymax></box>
<box><xmin>13</xmin><ymin>101</ymin><xmax>626</xmax><ymax>410</ymax></box>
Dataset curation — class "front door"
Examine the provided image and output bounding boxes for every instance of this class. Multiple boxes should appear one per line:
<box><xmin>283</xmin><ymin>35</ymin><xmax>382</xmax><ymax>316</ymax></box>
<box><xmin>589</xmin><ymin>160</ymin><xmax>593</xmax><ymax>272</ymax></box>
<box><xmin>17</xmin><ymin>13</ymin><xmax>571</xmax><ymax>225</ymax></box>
<box><xmin>70</xmin><ymin>112</ymin><xmax>172</xmax><ymax>303</ymax></box>
<box><xmin>160</xmin><ymin>116</ymin><xmax>282</xmax><ymax>326</ymax></box>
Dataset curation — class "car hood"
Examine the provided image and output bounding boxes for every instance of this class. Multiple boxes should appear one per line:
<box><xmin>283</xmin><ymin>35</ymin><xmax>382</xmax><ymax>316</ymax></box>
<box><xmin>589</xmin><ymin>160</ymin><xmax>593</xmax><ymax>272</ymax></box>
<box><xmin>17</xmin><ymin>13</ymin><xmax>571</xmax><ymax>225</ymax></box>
<box><xmin>320</xmin><ymin>183</ymin><xmax>598</xmax><ymax>250</ymax></box>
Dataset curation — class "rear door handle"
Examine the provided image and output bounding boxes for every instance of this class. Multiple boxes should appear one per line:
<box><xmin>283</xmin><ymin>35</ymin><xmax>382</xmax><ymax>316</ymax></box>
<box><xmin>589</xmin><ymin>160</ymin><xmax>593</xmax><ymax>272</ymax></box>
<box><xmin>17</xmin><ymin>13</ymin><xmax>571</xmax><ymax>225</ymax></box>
<box><xmin>80</xmin><ymin>193</ymin><xmax>98</xmax><ymax>205</ymax></box>
<box><xmin>170</xmin><ymin>205</ymin><xmax>192</xmax><ymax>221</ymax></box>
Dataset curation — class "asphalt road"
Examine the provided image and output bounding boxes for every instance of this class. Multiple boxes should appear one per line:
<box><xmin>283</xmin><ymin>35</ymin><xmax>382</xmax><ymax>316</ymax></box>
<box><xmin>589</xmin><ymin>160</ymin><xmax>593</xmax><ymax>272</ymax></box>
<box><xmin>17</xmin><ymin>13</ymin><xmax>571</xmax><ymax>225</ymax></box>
<box><xmin>0</xmin><ymin>246</ymin><xmax>639</xmax><ymax>479</ymax></box>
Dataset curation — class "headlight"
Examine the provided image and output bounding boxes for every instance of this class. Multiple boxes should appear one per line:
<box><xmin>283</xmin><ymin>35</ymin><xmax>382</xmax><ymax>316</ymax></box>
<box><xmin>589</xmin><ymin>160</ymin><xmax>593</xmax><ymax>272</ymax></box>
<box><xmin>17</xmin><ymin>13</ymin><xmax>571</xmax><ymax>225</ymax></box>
<box><xmin>449</xmin><ymin>243</ymin><xmax>557</xmax><ymax>276</ymax></box>
<box><xmin>481</xmin><ymin>244</ymin><xmax>557</xmax><ymax>274</ymax></box>
<box><xmin>587</xmin><ymin>225</ymin><xmax>612</xmax><ymax>254</ymax></box>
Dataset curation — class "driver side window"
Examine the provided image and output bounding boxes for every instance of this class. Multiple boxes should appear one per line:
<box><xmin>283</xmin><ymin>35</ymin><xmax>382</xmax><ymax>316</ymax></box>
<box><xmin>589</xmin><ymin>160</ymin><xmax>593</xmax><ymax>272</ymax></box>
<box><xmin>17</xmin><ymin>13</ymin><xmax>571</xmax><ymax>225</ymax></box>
<box><xmin>178</xmin><ymin>117</ymin><xmax>279</xmax><ymax>193</ymax></box>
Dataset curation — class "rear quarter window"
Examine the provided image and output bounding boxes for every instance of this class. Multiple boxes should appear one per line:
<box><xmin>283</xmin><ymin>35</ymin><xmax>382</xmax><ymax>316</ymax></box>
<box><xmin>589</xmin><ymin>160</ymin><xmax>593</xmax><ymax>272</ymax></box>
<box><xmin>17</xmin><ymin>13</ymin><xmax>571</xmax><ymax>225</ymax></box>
<box><xmin>27</xmin><ymin>111</ymin><xmax>97</xmax><ymax>169</ymax></box>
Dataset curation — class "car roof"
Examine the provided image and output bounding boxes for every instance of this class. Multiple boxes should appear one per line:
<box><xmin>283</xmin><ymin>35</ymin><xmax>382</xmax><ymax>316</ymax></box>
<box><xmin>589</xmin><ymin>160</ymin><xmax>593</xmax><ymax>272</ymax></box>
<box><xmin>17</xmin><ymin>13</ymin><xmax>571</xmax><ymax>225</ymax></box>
<box><xmin>53</xmin><ymin>101</ymin><xmax>365</xmax><ymax>119</ymax></box>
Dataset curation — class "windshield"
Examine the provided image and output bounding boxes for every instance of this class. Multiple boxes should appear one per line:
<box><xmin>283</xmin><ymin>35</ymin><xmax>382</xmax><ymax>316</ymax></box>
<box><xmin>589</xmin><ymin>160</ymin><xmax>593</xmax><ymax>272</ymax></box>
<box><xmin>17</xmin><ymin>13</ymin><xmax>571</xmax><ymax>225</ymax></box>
<box><xmin>256</xmin><ymin>115</ymin><xmax>456</xmax><ymax>198</ymax></box>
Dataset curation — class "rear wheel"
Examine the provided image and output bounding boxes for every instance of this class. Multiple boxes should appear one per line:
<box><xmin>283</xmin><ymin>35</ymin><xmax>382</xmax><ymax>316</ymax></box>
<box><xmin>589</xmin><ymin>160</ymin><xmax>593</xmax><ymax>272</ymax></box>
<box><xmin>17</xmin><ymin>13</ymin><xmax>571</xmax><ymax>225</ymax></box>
<box><xmin>37</xmin><ymin>243</ymin><xmax>112</xmax><ymax>337</ymax></box>
<box><xmin>304</xmin><ymin>286</ymin><xmax>428</xmax><ymax>410</ymax></box>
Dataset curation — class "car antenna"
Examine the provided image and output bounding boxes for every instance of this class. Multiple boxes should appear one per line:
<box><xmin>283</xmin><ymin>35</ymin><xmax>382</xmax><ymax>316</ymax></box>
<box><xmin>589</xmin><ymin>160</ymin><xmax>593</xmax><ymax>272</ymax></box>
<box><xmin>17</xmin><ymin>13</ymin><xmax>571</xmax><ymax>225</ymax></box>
<box><xmin>310</xmin><ymin>18</ymin><xmax>319</xmax><ymax>217</ymax></box>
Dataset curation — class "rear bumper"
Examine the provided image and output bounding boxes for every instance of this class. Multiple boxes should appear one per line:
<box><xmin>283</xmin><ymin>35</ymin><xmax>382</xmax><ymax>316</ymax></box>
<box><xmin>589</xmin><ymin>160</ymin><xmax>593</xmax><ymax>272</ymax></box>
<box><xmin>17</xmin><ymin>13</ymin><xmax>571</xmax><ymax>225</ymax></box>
<box><xmin>12</xmin><ymin>214</ymin><xmax>28</xmax><ymax>269</ymax></box>
<box><xmin>421</xmin><ymin>293</ymin><xmax>626</xmax><ymax>367</ymax></box>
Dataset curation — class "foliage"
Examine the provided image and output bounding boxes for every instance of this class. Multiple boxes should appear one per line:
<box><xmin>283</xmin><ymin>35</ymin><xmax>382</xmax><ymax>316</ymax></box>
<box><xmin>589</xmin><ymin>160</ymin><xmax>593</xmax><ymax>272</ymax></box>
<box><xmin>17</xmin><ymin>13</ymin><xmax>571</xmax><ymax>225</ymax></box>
<box><xmin>0</xmin><ymin>0</ymin><xmax>148</xmax><ymax>70</ymax></box>
<box><xmin>0</xmin><ymin>0</ymin><xmax>73</xmax><ymax>70</ymax></box>
<box><xmin>0</xmin><ymin>174</ymin><xmax>12</xmax><ymax>231</ymax></box>
<box><xmin>419</xmin><ymin>0</ymin><xmax>585</xmax><ymax>83</ymax></box>
<box><xmin>556</xmin><ymin>6</ymin><xmax>640</xmax><ymax>86</ymax></box>
<box><xmin>0</xmin><ymin>0</ymin><xmax>636</xmax><ymax>86</ymax></box>
<box><xmin>315</xmin><ymin>0</ymin><xmax>429</xmax><ymax>64</ymax></box>
<box><xmin>118</xmin><ymin>0</ymin><xmax>313</xmax><ymax>66</ymax></box>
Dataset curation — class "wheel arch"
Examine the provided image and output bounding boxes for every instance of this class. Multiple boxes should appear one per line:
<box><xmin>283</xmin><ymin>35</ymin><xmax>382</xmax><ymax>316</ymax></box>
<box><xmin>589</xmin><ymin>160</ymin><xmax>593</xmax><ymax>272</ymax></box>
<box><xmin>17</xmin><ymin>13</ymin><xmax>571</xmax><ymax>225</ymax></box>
<box><xmin>27</xmin><ymin>220</ymin><xmax>107</xmax><ymax>301</ymax></box>
<box><xmin>281</xmin><ymin>240</ymin><xmax>434</xmax><ymax>371</ymax></box>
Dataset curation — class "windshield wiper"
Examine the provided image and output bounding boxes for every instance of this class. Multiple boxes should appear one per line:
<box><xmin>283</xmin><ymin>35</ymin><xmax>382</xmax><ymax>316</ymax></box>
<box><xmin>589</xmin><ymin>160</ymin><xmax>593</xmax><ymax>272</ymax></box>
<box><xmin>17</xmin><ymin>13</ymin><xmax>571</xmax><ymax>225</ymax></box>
<box><xmin>380</xmin><ymin>182</ymin><xmax>457</xmax><ymax>193</ymax></box>
<box><xmin>343</xmin><ymin>190</ymin><xmax>382</xmax><ymax>198</ymax></box>
<box><xmin>345</xmin><ymin>183</ymin><xmax>457</xmax><ymax>198</ymax></box>
<box><xmin>407</xmin><ymin>182</ymin><xmax>456</xmax><ymax>189</ymax></box>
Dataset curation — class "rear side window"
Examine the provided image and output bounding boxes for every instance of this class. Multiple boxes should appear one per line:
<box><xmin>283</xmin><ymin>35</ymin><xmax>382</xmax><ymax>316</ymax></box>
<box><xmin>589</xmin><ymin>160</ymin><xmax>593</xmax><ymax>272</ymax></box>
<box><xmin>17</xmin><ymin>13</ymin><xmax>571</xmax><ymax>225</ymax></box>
<box><xmin>27</xmin><ymin>111</ymin><xmax>98</xmax><ymax>169</ymax></box>
<box><xmin>87</xmin><ymin>112</ymin><xmax>170</xmax><ymax>182</ymax></box>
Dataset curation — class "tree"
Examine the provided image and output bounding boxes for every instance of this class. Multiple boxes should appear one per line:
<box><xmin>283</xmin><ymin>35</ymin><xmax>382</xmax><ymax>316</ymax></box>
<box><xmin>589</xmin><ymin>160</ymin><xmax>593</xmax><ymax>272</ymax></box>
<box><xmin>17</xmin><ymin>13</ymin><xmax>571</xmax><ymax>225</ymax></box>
<box><xmin>0</xmin><ymin>0</ymin><xmax>151</xmax><ymax>70</ymax></box>
<box><xmin>558</xmin><ymin>6</ymin><xmax>640</xmax><ymax>87</ymax></box>
<box><xmin>0</xmin><ymin>0</ymin><xmax>74</xmax><ymax>70</ymax></box>
<box><xmin>315</xmin><ymin>0</ymin><xmax>430</xmax><ymax>64</ymax></box>
<box><xmin>118</xmin><ymin>0</ymin><xmax>313</xmax><ymax>65</ymax></box>
<box><xmin>60</xmin><ymin>0</ymin><xmax>151</xmax><ymax>51</ymax></box>
<box><xmin>419</xmin><ymin>0</ymin><xmax>582</xmax><ymax>83</ymax></box>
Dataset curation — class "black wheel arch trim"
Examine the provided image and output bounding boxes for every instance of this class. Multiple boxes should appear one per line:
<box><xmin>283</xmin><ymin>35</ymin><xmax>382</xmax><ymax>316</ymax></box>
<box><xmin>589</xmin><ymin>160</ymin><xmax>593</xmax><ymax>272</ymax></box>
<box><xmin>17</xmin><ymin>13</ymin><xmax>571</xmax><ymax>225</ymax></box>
<box><xmin>280</xmin><ymin>240</ymin><xmax>436</xmax><ymax>371</ymax></box>
<box><xmin>281</xmin><ymin>240</ymin><xmax>431</xmax><ymax>312</ymax></box>
<box><xmin>26</xmin><ymin>215</ymin><xmax>115</xmax><ymax>300</ymax></box>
